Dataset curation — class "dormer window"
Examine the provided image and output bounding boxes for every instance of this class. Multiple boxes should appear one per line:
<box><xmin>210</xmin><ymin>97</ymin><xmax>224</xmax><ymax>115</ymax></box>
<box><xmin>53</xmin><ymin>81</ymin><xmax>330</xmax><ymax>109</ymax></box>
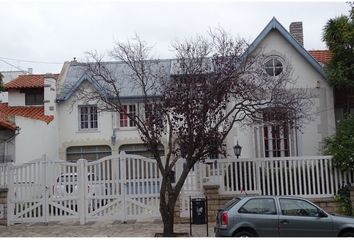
<box><xmin>264</xmin><ymin>56</ymin><xmax>283</xmax><ymax>76</ymax></box>
<box><xmin>24</xmin><ymin>88</ymin><xmax>44</xmax><ymax>105</ymax></box>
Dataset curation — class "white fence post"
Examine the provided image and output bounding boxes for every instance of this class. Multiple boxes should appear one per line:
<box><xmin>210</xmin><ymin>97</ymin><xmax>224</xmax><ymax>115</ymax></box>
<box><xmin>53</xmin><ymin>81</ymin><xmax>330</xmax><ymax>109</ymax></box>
<box><xmin>42</xmin><ymin>155</ymin><xmax>49</xmax><ymax>224</ymax></box>
<box><xmin>6</xmin><ymin>163</ymin><xmax>14</xmax><ymax>226</ymax></box>
<box><xmin>255</xmin><ymin>159</ymin><xmax>261</xmax><ymax>194</ymax></box>
<box><xmin>78</xmin><ymin>158</ymin><xmax>86</xmax><ymax>225</ymax></box>
<box><xmin>120</xmin><ymin>151</ymin><xmax>127</xmax><ymax>222</ymax></box>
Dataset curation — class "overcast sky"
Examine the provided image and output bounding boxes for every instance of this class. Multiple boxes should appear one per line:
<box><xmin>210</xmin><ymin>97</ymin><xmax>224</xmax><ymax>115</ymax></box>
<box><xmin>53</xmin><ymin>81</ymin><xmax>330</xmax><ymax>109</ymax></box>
<box><xmin>0</xmin><ymin>1</ymin><xmax>349</xmax><ymax>74</ymax></box>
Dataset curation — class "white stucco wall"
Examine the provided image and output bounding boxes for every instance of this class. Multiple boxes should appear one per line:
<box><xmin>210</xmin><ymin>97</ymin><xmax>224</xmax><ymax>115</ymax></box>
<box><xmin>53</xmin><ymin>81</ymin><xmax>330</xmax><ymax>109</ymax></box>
<box><xmin>44</xmin><ymin>76</ymin><xmax>57</xmax><ymax>116</ymax></box>
<box><xmin>57</xmin><ymin>95</ymin><xmax>146</xmax><ymax>159</ymax></box>
<box><xmin>8</xmin><ymin>90</ymin><xmax>25</xmax><ymax>107</ymax></box>
<box><xmin>14</xmin><ymin>116</ymin><xmax>58</xmax><ymax>165</ymax></box>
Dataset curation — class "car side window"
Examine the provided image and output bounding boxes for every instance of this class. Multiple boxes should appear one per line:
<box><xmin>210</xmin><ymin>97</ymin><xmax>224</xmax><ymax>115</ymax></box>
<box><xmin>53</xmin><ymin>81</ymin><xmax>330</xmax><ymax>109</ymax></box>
<box><xmin>280</xmin><ymin>199</ymin><xmax>319</xmax><ymax>217</ymax></box>
<box><xmin>238</xmin><ymin>198</ymin><xmax>276</xmax><ymax>215</ymax></box>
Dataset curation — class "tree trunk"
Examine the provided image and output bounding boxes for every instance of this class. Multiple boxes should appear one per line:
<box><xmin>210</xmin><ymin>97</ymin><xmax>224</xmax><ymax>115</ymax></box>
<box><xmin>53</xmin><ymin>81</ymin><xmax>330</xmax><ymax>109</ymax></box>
<box><xmin>159</xmin><ymin>188</ymin><xmax>177</xmax><ymax>236</ymax></box>
<box><xmin>161</xmin><ymin>208</ymin><xmax>175</xmax><ymax>236</ymax></box>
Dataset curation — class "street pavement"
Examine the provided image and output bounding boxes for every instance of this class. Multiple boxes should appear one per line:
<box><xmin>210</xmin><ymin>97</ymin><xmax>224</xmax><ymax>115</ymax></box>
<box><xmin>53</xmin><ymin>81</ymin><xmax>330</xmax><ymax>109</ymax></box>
<box><xmin>0</xmin><ymin>219</ymin><xmax>215</xmax><ymax>237</ymax></box>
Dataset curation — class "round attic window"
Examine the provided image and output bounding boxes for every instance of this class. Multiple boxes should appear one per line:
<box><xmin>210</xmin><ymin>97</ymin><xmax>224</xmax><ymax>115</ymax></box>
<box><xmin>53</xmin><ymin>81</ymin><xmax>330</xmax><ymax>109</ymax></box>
<box><xmin>264</xmin><ymin>57</ymin><xmax>283</xmax><ymax>76</ymax></box>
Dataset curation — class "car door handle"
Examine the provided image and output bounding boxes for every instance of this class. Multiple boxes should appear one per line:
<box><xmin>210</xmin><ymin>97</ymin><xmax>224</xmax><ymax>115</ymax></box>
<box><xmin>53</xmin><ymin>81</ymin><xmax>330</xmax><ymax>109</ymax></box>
<box><xmin>280</xmin><ymin>219</ymin><xmax>289</xmax><ymax>225</ymax></box>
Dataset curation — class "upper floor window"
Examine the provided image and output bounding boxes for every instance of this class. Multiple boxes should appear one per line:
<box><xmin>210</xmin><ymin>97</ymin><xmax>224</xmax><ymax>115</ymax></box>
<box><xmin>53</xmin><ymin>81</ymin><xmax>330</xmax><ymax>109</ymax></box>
<box><xmin>264</xmin><ymin>56</ymin><xmax>283</xmax><ymax>76</ymax></box>
<box><xmin>24</xmin><ymin>88</ymin><xmax>44</xmax><ymax>105</ymax></box>
<box><xmin>119</xmin><ymin>104</ymin><xmax>136</xmax><ymax>128</ymax></box>
<box><xmin>79</xmin><ymin>105</ymin><xmax>98</xmax><ymax>130</ymax></box>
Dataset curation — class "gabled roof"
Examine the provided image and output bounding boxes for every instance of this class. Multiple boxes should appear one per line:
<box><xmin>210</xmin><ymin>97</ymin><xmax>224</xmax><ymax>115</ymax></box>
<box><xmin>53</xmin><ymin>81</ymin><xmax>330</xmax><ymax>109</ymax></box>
<box><xmin>0</xmin><ymin>112</ymin><xmax>17</xmax><ymax>131</ymax></box>
<box><xmin>57</xmin><ymin>18</ymin><xmax>327</xmax><ymax>102</ymax></box>
<box><xmin>248</xmin><ymin>17</ymin><xmax>326</xmax><ymax>79</ymax></box>
<box><xmin>308</xmin><ymin>50</ymin><xmax>332</xmax><ymax>65</ymax></box>
<box><xmin>0</xmin><ymin>103</ymin><xmax>54</xmax><ymax>124</ymax></box>
<box><xmin>4</xmin><ymin>74</ymin><xmax>59</xmax><ymax>90</ymax></box>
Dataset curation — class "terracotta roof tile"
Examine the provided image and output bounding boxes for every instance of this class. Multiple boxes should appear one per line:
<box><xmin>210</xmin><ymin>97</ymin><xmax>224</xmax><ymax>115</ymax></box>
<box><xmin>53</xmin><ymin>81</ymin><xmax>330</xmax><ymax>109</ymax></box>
<box><xmin>0</xmin><ymin>103</ymin><xmax>53</xmax><ymax>124</ymax></box>
<box><xmin>0</xmin><ymin>112</ymin><xmax>17</xmax><ymax>130</ymax></box>
<box><xmin>4</xmin><ymin>74</ymin><xmax>59</xmax><ymax>90</ymax></box>
<box><xmin>308</xmin><ymin>50</ymin><xmax>332</xmax><ymax>65</ymax></box>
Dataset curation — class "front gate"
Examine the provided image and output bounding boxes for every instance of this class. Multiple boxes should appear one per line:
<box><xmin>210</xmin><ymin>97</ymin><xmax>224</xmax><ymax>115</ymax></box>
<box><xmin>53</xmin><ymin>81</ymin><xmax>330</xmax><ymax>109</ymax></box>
<box><xmin>6</xmin><ymin>153</ymin><xmax>162</xmax><ymax>225</ymax></box>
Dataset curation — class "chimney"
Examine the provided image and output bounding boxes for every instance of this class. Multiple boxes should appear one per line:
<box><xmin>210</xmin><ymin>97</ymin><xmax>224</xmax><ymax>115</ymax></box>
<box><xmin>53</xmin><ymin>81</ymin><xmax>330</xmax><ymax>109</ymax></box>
<box><xmin>289</xmin><ymin>22</ymin><xmax>304</xmax><ymax>46</ymax></box>
<box><xmin>27</xmin><ymin>68</ymin><xmax>33</xmax><ymax>74</ymax></box>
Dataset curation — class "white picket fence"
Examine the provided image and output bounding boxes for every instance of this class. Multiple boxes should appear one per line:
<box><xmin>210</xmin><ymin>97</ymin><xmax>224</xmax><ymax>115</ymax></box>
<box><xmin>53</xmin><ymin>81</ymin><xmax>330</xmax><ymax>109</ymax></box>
<box><xmin>2</xmin><ymin>155</ymin><xmax>353</xmax><ymax>223</ymax></box>
<box><xmin>182</xmin><ymin>156</ymin><xmax>353</xmax><ymax>198</ymax></box>
<box><xmin>1</xmin><ymin>153</ymin><xmax>162</xmax><ymax>225</ymax></box>
<box><xmin>176</xmin><ymin>156</ymin><xmax>354</xmax><ymax>216</ymax></box>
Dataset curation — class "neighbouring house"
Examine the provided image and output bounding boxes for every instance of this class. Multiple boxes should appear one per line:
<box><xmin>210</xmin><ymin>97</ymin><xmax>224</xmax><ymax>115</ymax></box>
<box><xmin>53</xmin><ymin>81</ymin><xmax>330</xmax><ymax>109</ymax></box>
<box><xmin>55</xmin><ymin>18</ymin><xmax>335</xmax><ymax>162</ymax></box>
<box><xmin>0</xmin><ymin>73</ymin><xmax>59</xmax><ymax>164</ymax></box>
<box><xmin>0</xmin><ymin>69</ymin><xmax>33</xmax><ymax>103</ymax></box>
<box><xmin>309</xmin><ymin>49</ymin><xmax>354</xmax><ymax>123</ymax></box>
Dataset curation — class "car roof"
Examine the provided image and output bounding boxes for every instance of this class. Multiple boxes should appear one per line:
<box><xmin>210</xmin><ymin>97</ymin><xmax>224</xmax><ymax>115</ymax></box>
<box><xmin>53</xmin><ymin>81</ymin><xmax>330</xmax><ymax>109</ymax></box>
<box><xmin>239</xmin><ymin>195</ymin><xmax>308</xmax><ymax>200</ymax></box>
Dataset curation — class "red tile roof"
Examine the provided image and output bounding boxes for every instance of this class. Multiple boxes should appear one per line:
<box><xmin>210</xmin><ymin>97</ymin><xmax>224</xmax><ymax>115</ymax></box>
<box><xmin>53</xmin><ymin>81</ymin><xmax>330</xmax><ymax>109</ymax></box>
<box><xmin>308</xmin><ymin>50</ymin><xmax>332</xmax><ymax>65</ymax></box>
<box><xmin>0</xmin><ymin>103</ymin><xmax>53</xmax><ymax>124</ymax></box>
<box><xmin>4</xmin><ymin>74</ymin><xmax>59</xmax><ymax>90</ymax></box>
<box><xmin>0</xmin><ymin>112</ymin><xmax>17</xmax><ymax>131</ymax></box>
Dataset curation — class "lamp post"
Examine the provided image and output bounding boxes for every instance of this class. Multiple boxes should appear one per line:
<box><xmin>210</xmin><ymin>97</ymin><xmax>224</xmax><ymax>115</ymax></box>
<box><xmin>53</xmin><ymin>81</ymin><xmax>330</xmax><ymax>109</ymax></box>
<box><xmin>233</xmin><ymin>141</ymin><xmax>242</xmax><ymax>159</ymax></box>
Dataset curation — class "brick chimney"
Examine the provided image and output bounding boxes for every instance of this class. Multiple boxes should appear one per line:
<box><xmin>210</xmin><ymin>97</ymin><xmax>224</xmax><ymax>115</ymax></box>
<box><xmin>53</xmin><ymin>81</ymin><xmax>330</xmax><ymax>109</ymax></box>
<box><xmin>289</xmin><ymin>22</ymin><xmax>304</xmax><ymax>46</ymax></box>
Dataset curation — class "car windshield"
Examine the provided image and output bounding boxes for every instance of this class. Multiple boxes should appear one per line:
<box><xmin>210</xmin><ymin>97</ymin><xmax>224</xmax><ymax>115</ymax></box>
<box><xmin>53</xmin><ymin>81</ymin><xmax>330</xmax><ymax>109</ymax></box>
<box><xmin>221</xmin><ymin>197</ymin><xmax>241</xmax><ymax>210</ymax></box>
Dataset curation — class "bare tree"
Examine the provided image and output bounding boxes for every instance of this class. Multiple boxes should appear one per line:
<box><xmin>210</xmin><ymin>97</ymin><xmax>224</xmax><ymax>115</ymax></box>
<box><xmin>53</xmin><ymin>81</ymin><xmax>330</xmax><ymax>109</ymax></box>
<box><xmin>72</xmin><ymin>30</ymin><xmax>311</xmax><ymax>236</ymax></box>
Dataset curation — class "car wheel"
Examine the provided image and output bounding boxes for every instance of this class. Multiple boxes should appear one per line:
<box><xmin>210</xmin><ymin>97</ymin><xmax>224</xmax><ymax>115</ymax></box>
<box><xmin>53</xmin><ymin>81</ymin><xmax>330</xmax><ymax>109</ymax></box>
<box><xmin>340</xmin><ymin>231</ymin><xmax>354</xmax><ymax>237</ymax></box>
<box><xmin>234</xmin><ymin>231</ymin><xmax>256</xmax><ymax>237</ymax></box>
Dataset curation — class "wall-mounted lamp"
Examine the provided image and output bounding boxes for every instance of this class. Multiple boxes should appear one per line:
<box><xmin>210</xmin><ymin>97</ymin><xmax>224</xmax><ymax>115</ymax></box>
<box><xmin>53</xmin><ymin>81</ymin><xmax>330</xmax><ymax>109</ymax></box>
<box><xmin>111</xmin><ymin>129</ymin><xmax>116</xmax><ymax>146</ymax></box>
<box><xmin>233</xmin><ymin>140</ymin><xmax>242</xmax><ymax>159</ymax></box>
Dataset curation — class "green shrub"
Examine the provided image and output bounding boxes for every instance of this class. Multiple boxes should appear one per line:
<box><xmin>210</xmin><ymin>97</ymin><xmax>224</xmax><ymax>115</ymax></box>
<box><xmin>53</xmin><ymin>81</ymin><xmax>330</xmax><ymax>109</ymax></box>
<box><xmin>323</xmin><ymin>114</ymin><xmax>354</xmax><ymax>171</ymax></box>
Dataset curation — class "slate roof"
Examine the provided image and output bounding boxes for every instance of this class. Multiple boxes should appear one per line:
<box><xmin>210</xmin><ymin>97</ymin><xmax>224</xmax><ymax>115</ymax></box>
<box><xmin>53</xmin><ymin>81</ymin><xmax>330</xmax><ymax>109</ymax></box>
<box><xmin>5</xmin><ymin>74</ymin><xmax>59</xmax><ymax>90</ymax></box>
<box><xmin>308</xmin><ymin>50</ymin><xmax>332</xmax><ymax>65</ymax></box>
<box><xmin>57</xmin><ymin>17</ymin><xmax>327</xmax><ymax>102</ymax></box>
<box><xmin>0</xmin><ymin>103</ymin><xmax>54</xmax><ymax>124</ymax></box>
<box><xmin>57</xmin><ymin>60</ymin><xmax>171</xmax><ymax>101</ymax></box>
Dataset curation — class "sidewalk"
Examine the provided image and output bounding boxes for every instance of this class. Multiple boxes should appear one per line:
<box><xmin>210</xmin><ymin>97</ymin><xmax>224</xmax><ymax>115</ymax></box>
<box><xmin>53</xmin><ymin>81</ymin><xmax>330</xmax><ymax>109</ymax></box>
<box><xmin>0</xmin><ymin>220</ymin><xmax>215</xmax><ymax>237</ymax></box>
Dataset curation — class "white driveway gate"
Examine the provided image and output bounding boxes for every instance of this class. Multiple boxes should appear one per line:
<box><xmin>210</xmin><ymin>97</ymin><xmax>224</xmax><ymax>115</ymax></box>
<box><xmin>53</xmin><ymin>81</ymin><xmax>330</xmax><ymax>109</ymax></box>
<box><xmin>6</xmin><ymin>153</ymin><xmax>162</xmax><ymax>225</ymax></box>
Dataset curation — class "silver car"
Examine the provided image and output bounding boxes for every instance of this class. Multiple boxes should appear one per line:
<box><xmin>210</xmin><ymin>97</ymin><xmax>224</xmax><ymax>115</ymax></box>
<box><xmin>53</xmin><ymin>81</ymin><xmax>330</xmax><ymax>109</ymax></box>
<box><xmin>214</xmin><ymin>196</ymin><xmax>354</xmax><ymax>237</ymax></box>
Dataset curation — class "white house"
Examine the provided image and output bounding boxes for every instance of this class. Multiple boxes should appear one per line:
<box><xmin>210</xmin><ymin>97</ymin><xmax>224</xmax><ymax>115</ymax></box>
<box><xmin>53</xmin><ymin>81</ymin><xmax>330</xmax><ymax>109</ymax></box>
<box><xmin>0</xmin><ymin>18</ymin><xmax>336</xmax><ymax>164</ymax></box>
<box><xmin>54</xmin><ymin>18</ymin><xmax>335</xmax><ymax>163</ymax></box>
<box><xmin>0</xmin><ymin>73</ymin><xmax>59</xmax><ymax>164</ymax></box>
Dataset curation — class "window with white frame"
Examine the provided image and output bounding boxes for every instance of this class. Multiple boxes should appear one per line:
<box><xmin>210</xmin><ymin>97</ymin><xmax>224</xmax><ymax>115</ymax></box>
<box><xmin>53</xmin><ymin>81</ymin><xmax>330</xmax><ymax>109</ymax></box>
<box><xmin>263</xmin><ymin>124</ymin><xmax>290</xmax><ymax>157</ymax></box>
<box><xmin>119</xmin><ymin>104</ymin><xmax>136</xmax><ymax>128</ymax></box>
<box><xmin>254</xmin><ymin>108</ymin><xmax>297</xmax><ymax>158</ymax></box>
<box><xmin>79</xmin><ymin>105</ymin><xmax>98</xmax><ymax>130</ymax></box>
<box><xmin>264</xmin><ymin>56</ymin><xmax>284</xmax><ymax>77</ymax></box>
